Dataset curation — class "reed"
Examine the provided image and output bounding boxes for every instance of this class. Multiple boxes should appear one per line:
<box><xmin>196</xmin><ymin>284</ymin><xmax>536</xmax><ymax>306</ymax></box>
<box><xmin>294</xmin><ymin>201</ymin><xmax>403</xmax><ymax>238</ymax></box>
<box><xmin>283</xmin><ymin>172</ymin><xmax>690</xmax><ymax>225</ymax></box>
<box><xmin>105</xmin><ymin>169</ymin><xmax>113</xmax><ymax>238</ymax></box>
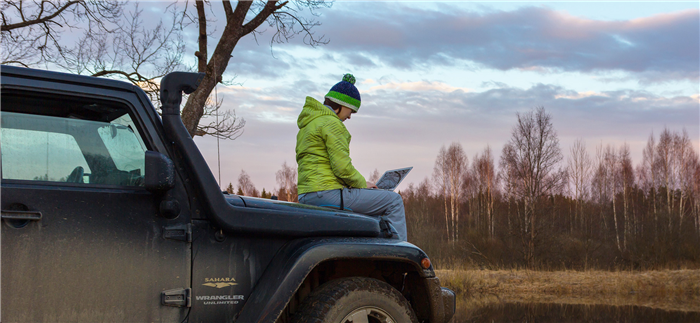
<box><xmin>436</xmin><ymin>269</ymin><xmax>700</xmax><ymax>312</ymax></box>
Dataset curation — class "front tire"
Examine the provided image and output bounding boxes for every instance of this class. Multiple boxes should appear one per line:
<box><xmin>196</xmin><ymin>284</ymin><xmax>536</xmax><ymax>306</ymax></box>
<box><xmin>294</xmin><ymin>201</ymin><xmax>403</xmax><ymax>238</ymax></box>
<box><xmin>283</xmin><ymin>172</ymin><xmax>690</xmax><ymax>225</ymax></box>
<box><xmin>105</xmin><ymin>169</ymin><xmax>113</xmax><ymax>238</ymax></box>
<box><xmin>292</xmin><ymin>277</ymin><xmax>418</xmax><ymax>323</ymax></box>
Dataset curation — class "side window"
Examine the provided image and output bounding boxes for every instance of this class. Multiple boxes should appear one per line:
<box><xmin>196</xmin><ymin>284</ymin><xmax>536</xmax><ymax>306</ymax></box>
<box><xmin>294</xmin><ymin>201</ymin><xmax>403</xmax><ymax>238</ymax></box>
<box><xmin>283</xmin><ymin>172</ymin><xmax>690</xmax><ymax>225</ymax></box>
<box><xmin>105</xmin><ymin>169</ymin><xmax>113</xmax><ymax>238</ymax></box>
<box><xmin>1</xmin><ymin>93</ymin><xmax>148</xmax><ymax>187</ymax></box>
<box><xmin>98</xmin><ymin>114</ymin><xmax>147</xmax><ymax>176</ymax></box>
<box><xmin>2</xmin><ymin>114</ymin><xmax>92</xmax><ymax>182</ymax></box>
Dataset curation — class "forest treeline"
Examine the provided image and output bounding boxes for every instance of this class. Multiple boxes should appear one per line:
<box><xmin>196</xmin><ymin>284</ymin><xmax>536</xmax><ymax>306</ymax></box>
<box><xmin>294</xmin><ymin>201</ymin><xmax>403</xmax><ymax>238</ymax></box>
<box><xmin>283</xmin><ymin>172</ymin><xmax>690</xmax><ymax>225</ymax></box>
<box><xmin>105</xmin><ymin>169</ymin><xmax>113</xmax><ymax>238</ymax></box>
<box><xmin>230</xmin><ymin>107</ymin><xmax>699</xmax><ymax>270</ymax></box>
<box><xmin>405</xmin><ymin>108</ymin><xmax>700</xmax><ymax>270</ymax></box>
<box><xmin>226</xmin><ymin>161</ymin><xmax>299</xmax><ymax>202</ymax></box>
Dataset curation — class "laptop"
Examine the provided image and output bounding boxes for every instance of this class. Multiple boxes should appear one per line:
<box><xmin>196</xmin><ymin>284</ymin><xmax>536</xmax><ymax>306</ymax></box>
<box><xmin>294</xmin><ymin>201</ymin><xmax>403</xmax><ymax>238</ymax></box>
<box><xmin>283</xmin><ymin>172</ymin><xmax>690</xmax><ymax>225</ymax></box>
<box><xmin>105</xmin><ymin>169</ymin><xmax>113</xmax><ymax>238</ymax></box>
<box><xmin>375</xmin><ymin>167</ymin><xmax>413</xmax><ymax>191</ymax></box>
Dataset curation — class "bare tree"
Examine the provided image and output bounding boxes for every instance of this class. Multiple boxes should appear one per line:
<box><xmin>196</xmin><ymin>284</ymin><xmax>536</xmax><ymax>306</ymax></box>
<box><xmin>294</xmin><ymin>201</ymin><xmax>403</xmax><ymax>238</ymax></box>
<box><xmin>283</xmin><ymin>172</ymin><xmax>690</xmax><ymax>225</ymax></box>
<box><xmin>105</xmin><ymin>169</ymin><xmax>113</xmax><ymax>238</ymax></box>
<box><xmin>181</xmin><ymin>0</ymin><xmax>331</xmax><ymax>138</ymax></box>
<box><xmin>500</xmin><ymin>107</ymin><xmax>565</xmax><ymax>267</ymax></box>
<box><xmin>693</xmin><ymin>157</ymin><xmax>700</xmax><ymax>235</ymax></box>
<box><xmin>639</xmin><ymin>132</ymin><xmax>658</xmax><ymax>233</ymax></box>
<box><xmin>402</xmin><ymin>178</ymin><xmax>434</xmax><ymax>240</ymax></box>
<box><xmin>499</xmin><ymin>144</ymin><xmax>518</xmax><ymax>236</ymax></box>
<box><xmin>73</xmin><ymin>3</ymin><xmax>187</xmax><ymax>101</ymax></box>
<box><xmin>657</xmin><ymin>128</ymin><xmax>674</xmax><ymax>220</ymax></box>
<box><xmin>237</xmin><ymin>170</ymin><xmax>259</xmax><ymax>197</ymax></box>
<box><xmin>0</xmin><ymin>1</ymin><xmax>228</xmax><ymax>135</ymax></box>
<box><xmin>1</xmin><ymin>0</ymin><xmax>124</xmax><ymax>66</ymax></box>
<box><xmin>2</xmin><ymin>0</ymin><xmax>331</xmax><ymax>139</ymax></box>
<box><xmin>673</xmin><ymin>129</ymin><xmax>694</xmax><ymax>229</ymax></box>
<box><xmin>638</xmin><ymin>129</ymin><xmax>697</xmax><ymax>239</ymax></box>
<box><xmin>602</xmin><ymin>144</ymin><xmax>623</xmax><ymax>252</ymax></box>
<box><xmin>275</xmin><ymin>161</ymin><xmax>297</xmax><ymax>202</ymax></box>
<box><xmin>2</xmin><ymin>1</ymin><xmax>186</xmax><ymax>100</ymax></box>
<box><xmin>412</xmin><ymin>178</ymin><xmax>433</xmax><ymax>228</ymax></box>
<box><xmin>471</xmin><ymin>146</ymin><xmax>497</xmax><ymax>238</ymax></box>
<box><xmin>619</xmin><ymin>144</ymin><xmax>634</xmax><ymax>250</ymax></box>
<box><xmin>368</xmin><ymin>169</ymin><xmax>381</xmax><ymax>183</ymax></box>
<box><xmin>433</xmin><ymin>143</ymin><xmax>467</xmax><ymax>243</ymax></box>
<box><xmin>462</xmin><ymin>166</ymin><xmax>477</xmax><ymax>231</ymax></box>
<box><xmin>567</xmin><ymin>138</ymin><xmax>592</xmax><ymax>234</ymax></box>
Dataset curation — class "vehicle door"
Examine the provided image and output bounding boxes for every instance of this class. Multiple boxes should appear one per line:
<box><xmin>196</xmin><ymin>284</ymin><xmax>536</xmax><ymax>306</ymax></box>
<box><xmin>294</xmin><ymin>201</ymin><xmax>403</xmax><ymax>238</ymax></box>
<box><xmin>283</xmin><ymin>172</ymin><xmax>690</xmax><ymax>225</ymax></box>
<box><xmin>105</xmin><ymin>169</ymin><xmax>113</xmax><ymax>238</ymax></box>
<box><xmin>1</xmin><ymin>87</ymin><xmax>191</xmax><ymax>322</ymax></box>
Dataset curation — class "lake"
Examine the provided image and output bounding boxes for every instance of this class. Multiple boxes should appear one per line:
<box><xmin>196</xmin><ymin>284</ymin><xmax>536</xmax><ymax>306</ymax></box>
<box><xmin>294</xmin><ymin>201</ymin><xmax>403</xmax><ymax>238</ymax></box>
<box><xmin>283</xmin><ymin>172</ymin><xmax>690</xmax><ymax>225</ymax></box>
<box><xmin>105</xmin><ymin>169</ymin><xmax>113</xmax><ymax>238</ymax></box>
<box><xmin>450</xmin><ymin>300</ymin><xmax>700</xmax><ymax>322</ymax></box>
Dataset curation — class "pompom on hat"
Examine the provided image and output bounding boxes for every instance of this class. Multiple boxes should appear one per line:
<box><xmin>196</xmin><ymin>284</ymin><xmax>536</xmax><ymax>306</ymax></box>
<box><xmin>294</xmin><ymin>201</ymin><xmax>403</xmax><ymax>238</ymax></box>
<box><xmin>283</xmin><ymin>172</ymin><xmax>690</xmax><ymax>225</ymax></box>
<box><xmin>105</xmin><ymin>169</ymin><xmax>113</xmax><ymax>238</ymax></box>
<box><xmin>325</xmin><ymin>73</ymin><xmax>361</xmax><ymax>112</ymax></box>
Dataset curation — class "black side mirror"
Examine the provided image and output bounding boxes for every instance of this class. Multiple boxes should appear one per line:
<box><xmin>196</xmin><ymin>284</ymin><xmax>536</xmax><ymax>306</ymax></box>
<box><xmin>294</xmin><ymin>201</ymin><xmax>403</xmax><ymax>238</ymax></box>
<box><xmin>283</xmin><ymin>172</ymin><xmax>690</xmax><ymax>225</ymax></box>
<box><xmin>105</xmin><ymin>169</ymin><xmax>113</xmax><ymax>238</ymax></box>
<box><xmin>145</xmin><ymin>151</ymin><xmax>175</xmax><ymax>192</ymax></box>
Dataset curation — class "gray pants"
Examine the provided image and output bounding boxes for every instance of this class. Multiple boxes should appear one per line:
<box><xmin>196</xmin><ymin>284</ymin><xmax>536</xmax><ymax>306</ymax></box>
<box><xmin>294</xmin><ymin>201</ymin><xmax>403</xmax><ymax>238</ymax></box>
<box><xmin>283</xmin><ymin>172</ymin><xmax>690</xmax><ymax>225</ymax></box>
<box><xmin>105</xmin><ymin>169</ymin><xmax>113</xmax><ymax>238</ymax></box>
<box><xmin>299</xmin><ymin>188</ymin><xmax>408</xmax><ymax>241</ymax></box>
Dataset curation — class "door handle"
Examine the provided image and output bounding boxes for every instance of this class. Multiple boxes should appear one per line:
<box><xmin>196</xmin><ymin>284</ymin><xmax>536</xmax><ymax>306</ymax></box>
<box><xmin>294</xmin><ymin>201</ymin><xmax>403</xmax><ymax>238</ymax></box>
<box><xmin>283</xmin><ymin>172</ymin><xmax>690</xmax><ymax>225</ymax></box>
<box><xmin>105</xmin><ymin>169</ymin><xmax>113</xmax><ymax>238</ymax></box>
<box><xmin>1</xmin><ymin>210</ymin><xmax>42</xmax><ymax>221</ymax></box>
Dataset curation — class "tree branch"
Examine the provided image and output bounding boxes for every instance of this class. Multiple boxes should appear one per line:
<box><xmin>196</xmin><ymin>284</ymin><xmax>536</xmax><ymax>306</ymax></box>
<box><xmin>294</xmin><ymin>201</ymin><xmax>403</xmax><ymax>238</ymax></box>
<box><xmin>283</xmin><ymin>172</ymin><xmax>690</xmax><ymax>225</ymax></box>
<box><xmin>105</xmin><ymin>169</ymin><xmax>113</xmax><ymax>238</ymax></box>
<box><xmin>241</xmin><ymin>1</ymin><xmax>283</xmax><ymax>35</ymax></box>
<box><xmin>1</xmin><ymin>0</ymin><xmax>81</xmax><ymax>31</ymax></box>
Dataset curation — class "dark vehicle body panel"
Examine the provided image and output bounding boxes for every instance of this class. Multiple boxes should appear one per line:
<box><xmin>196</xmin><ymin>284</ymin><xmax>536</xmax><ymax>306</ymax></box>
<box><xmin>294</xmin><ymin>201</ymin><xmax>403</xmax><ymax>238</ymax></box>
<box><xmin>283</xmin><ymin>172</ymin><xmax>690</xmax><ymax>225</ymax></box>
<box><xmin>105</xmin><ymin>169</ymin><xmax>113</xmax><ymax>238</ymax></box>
<box><xmin>0</xmin><ymin>66</ymin><xmax>454</xmax><ymax>323</ymax></box>
<box><xmin>1</xmin><ymin>68</ymin><xmax>192</xmax><ymax>321</ymax></box>
<box><xmin>237</xmin><ymin>237</ymin><xmax>433</xmax><ymax>322</ymax></box>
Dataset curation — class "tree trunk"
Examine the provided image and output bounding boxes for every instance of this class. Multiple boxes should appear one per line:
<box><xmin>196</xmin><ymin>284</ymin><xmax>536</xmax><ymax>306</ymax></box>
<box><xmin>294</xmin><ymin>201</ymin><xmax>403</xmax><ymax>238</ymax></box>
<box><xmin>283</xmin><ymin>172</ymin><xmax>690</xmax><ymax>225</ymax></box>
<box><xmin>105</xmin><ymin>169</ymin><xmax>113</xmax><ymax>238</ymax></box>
<box><xmin>679</xmin><ymin>192</ymin><xmax>685</xmax><ymax>229</ymax></box>
<box><xmin>529</xmin><ymin>204</ymin><xmax>536</xmax><ymax>268</ymax></box>
<box><xmin>613</xmin><ymin>196</ymin><xmax>622</xmax><ymax>253</ymax></box>
<box><xmin>444</xmin><ymin>192</ymin><xmax>450</xmax><ymax>242</ymax></box>
<box><xmin>195</xmin><ymin>1</ymin><xmax>207</xmax><ymax>73</ymax></box>
<box><xmin>623</xmin><ymin>187</ymin><xmax>629</xmax><ymax>251</ymax></box>
<box><xmin>181</xmin><ymin>1</ymin><xmax>281</xmax><ymax>137</ymax></box>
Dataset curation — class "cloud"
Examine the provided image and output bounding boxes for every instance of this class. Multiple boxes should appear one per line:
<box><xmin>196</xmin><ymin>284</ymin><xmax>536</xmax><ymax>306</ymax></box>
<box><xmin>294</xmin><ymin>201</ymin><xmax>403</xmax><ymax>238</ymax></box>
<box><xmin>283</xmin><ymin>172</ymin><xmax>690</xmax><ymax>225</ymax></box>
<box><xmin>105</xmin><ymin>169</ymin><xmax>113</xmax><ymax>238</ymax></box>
<box><xmin>310</xmin><ymin>4</ymin><xmax>699</xmax><ymax>82</ymax></box>
<box><xmin>188</xmin><ymin>3</ymin><xmax>699</xmax><ymax>83</ymax></box>
<box><xmin>218</xmin><ymin>79</ymin><xmax>693</xmax><ymax>144</ymax></box>
<box><xmin>200</xmin><ymin>78</ymin><xmax>698</xmax><ymax>191</ymax></box>
<box><xmin>366</xmin><ymin>80</ymin><xmax>471</xmax><ymax>93</ymax></box>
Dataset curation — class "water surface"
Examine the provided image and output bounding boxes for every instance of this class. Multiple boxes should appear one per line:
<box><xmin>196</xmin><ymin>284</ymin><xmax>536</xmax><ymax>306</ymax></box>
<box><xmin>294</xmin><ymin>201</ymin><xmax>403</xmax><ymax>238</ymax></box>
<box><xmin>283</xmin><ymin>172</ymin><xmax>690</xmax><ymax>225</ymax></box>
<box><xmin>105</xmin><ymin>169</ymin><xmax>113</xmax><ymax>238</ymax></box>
<box><xmin>450</xmin><ymin>301</ymin><xmax>700</xmax><ymax>323</ymax></box>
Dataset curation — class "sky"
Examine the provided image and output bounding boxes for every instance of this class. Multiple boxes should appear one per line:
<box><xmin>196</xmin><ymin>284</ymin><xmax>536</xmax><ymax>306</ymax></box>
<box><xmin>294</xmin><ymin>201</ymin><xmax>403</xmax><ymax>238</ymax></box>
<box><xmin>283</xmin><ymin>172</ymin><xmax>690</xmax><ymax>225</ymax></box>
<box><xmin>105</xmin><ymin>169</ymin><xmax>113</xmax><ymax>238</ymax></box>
<box><xmin>169</xmin><ymin>1</ymin><xmax>700</xmax><ymax>193</ymax></box>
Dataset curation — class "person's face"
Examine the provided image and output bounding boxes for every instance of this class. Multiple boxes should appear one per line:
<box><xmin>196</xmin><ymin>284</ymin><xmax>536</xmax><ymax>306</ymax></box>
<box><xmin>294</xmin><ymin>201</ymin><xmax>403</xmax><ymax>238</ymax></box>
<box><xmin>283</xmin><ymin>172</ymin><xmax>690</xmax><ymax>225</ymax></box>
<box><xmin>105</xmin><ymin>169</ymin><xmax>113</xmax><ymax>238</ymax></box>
<box><xmin>336</xmin><ymin>106</ymin><xmax>355</xmax><ymax>122</ymax></box>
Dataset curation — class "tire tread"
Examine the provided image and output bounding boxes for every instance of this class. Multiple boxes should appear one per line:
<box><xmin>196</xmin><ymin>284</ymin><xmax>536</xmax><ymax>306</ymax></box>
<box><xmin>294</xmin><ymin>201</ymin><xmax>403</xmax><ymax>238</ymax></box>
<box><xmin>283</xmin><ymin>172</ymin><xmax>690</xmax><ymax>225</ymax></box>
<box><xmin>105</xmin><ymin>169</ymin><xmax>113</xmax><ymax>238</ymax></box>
<box><xmin>292</xmin><ymin>277</ymin><xmax>417</xmax><ymax>323</ymax></box>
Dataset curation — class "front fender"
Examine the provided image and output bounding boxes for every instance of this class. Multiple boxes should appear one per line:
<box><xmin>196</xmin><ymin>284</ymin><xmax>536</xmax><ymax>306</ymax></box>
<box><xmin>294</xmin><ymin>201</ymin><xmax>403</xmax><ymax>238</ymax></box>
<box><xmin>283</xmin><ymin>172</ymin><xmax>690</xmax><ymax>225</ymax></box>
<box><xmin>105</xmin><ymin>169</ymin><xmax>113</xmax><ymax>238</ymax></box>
<box><xmin>236</xmin><ymin>237</ymin><xmax>435</xmax><ymax>323</ymax></box>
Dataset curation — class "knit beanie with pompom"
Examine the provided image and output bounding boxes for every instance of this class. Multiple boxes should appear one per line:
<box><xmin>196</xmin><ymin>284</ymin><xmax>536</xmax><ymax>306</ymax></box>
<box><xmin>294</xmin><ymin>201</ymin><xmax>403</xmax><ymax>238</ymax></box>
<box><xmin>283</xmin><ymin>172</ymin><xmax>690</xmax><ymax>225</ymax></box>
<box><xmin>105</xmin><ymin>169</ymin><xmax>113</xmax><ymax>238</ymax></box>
<box><xmin>325</xmin><ymin>74</ymin><xmax>361</xmax><ymax>112</ymax></box>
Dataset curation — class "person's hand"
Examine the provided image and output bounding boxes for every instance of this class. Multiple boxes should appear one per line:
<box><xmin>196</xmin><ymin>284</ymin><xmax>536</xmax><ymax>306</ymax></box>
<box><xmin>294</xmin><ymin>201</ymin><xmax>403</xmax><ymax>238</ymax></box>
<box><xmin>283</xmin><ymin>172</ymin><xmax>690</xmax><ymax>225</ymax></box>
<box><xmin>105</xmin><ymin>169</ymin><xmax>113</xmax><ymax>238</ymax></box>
<box><xmin>366</xmin><ymin>181</ymin><xmax>378</xmax><ymax>189</ymax></box>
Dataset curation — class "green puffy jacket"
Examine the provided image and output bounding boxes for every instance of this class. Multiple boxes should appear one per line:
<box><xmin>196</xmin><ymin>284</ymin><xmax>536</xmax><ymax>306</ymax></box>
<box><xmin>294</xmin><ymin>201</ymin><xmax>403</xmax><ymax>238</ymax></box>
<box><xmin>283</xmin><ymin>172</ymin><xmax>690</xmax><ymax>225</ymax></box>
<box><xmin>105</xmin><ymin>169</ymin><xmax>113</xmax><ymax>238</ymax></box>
<box><xmin>296</xmin><ymin>96</ymin><xmax>366</xmax><ymax>194</ymax></box>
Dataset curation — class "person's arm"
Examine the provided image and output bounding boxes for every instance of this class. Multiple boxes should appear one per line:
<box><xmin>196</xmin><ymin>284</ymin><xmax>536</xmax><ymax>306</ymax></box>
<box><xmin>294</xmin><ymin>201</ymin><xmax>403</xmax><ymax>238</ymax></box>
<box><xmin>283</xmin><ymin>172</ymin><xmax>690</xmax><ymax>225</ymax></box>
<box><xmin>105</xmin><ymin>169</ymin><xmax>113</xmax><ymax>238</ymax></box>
<box><xmin>321</xmin><ymin>120</ymin><xmax>367</xmax><ymax>188</ymax></box>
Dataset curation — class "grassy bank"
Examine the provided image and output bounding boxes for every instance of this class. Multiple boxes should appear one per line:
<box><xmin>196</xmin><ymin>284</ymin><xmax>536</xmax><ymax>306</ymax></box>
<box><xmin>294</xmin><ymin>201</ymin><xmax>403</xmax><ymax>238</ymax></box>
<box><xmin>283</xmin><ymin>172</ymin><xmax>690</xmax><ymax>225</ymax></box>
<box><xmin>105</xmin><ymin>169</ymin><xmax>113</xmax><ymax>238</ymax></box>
<box><xmin>436</xmin><ymin>269</ymin><xmax>700</xmax><ymax>312</ymax></box>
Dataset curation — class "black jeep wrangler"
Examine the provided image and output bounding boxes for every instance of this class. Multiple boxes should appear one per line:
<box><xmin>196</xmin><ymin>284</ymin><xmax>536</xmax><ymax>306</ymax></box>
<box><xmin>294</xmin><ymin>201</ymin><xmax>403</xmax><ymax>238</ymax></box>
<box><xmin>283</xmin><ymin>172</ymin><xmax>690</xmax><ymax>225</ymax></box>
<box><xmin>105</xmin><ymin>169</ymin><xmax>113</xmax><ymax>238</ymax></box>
<box><xmin>0</xmin><ymin>66</ymin><xmax>455</xmax><ymax>323</ymax></box>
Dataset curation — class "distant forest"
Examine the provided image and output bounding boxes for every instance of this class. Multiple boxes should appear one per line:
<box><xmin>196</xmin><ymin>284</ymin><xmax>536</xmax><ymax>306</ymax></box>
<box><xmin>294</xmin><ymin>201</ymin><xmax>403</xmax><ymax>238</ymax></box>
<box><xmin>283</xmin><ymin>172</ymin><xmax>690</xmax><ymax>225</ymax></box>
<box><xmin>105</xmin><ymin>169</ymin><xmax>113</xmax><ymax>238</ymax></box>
<box><xmin>231</xmin><ymin>107</ymin><xmax>700</xmax><ymax>270</ymax></box>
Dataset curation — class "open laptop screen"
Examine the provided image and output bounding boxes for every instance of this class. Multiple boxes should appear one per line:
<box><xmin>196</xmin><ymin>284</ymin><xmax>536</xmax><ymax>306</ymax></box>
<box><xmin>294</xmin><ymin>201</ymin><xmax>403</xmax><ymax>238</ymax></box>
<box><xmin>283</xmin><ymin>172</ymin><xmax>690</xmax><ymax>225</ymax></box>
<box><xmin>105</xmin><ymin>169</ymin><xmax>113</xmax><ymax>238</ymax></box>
<box><xmin>375</xmin><ymin>167</ymin><xmax>413</xmax><ymax>191</ymax></box>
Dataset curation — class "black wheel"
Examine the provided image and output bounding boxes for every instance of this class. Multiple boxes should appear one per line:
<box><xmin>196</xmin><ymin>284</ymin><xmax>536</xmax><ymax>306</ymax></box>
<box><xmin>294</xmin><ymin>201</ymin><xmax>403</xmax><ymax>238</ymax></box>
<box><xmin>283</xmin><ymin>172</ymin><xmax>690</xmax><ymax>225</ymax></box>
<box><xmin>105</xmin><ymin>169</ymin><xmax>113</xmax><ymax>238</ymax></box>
<box><xmin>292</xmin><ymin>277</ymin><xmax>418</xmax><ymax>323</ymax></box>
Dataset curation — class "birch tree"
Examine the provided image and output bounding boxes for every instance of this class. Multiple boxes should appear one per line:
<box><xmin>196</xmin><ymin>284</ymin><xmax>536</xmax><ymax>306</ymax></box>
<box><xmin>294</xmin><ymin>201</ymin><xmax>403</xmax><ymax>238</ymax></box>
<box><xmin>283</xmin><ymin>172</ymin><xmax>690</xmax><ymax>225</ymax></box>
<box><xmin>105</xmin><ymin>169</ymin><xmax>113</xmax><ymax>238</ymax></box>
<box><xmin>237</xmin><ymin>170</ymin><xmax>259</xmax><ymax>197</ymax></box>
<box><xmin>567</xmin><ymin>138</ymin><xmax>592</xmax><ymax>233</ymax></box>
<box><xmin>602</xmin><ymin>145</ymin><xmax>623</xmax><ymax>252</ymax></box>
<box><xmin>639</xmin><ymin>132</ymin><xmax>658</xmax><ymax>236</ymax></box>
<box><xmin>657</xmin><ymin>128</ymin><xmax>674</xmax><ymax>222</ymax></box>
<box><xmin>693</xmin><ymin>159</ymin><xmax>700</xmax><ymax>235</ymax></box>
<box><xmin>673</xmin><ymin>129</ymin><xmax>694</xmax><ymax>229</ymax></box>
<box><xmin>433</xmin><ymin>143</ymin><xmax>467</xmax><ymax>243</ymax></box>
<box><xmin>499</xmin><ymin>144</ymin><xmax>518</xmax><ymax>235</ymax></box>
<box><xmin>619</xmin><ymin>144</ymin><xmax>634</xmax><ymax>250</ymax></box>
<box><xmin>500</xmin><ymin>107</ymin><xmax>564</xmax><ymax>267</ymax></box>
<box><xmin>472</xmin><ymin>146</ymin><xmax>497</xmax><ymax>238</ymax></box>
<box><xmin>275</xmin><ymin>161</ymin><xmax>297</xmax><ymax>202</ymax></box>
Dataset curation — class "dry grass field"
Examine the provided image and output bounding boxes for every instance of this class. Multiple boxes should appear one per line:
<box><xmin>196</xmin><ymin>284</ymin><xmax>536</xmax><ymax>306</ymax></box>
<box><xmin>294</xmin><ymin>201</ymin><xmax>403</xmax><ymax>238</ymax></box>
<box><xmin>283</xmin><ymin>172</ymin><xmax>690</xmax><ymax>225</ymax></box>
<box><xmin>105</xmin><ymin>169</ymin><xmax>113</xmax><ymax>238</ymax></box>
<box><xmin>436</xmin><ymin>269</ymin><xmax>700</xmax><ymax>312</ymax></box>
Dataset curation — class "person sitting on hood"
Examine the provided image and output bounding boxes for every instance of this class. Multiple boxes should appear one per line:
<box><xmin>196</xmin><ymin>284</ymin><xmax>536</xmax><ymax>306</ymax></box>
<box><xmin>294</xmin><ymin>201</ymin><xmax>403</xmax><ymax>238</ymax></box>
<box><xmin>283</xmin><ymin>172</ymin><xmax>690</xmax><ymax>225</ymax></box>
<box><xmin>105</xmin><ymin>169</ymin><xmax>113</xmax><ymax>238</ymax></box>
<box><xmin>295</xmin><ymin>74</ymin><xmax>408</xmax><ymax>241</ymax></box>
